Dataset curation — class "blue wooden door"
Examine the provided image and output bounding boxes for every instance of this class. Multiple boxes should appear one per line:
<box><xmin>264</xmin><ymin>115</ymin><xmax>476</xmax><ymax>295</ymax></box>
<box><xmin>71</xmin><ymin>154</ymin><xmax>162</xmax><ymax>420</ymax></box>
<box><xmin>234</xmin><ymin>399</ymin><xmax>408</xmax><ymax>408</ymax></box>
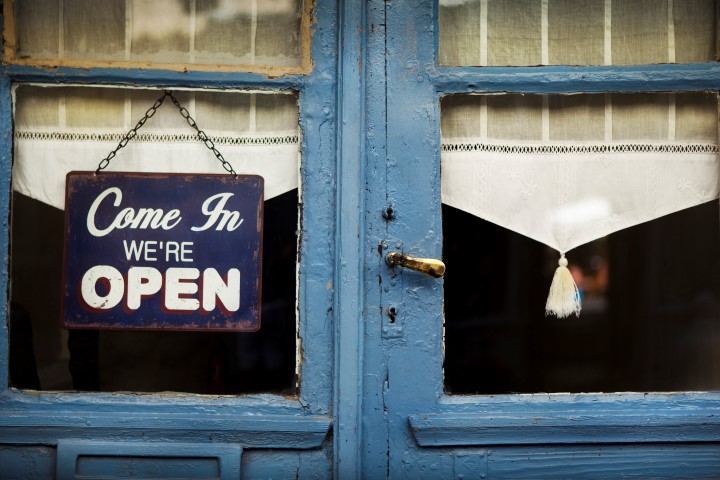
<box><xmin>2</xmin><ymin>1</ymin><xmax>720</xmax><ymax>478</ymax></box>
<box><xmin>356</xmin><ymin>0</ymin><xmax>720</xmax><ymax>478</ymax></box>
<box><xmin>0</xmin><ymin>1</ymin><xmax>338</xmax><ymax>477</ymax></box>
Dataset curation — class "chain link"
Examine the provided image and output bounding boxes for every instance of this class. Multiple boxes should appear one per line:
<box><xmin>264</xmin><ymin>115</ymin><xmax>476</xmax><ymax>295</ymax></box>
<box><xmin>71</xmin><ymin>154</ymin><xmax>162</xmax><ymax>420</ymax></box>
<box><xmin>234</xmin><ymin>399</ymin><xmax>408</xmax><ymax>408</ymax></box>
<box><xmin>167</xmin><ymin>91</ymin><xmax>237</xmax><ymax>175</ymax></box>
<box><xmin>96</xmin><ymin>90</ymin><xmax>237</xmax><ymax>176</ymax></box>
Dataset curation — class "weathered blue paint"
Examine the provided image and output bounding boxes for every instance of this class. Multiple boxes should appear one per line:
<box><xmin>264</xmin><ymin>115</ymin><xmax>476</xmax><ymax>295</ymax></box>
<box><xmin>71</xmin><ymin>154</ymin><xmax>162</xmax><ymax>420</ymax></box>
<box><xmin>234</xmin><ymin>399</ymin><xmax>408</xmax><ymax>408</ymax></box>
<box><xmin>2</xmin><ymin>64</ymin><xmax>305</xmax><ymax>91</ymax></box>
<box><xmin>0</xmin><ymin>0</ymin><xmax>339</xmax><ymax>477</ymax></box>
<box><xmin>295</xmin><ymin>0</ymin><xmax>338</xmax><ymax>419</ymax></box>
<box><xmin>361</xmin><ymin>1</ymin><xmax>393</xmax><ymax>478</ymax></box>
<box><xmin>3</xmin><ymin>0</ymin><xmax>720</xmax><ymax>477</ymax></box>
<box><xmin>242</xmin><ymin>448</ymin><xmax>333</xmax><ymax>478</ymax></box>
<box><xmin>333</xmin><ymin>0</ymin><xmax>366</xmax><ymax>478</ymax></box>
<box><xmin>396</xmin><ymin>445</ymin><xmax>720</xmax><ymax>480</ymax></box>
<box><xmin>432</xmin><ymin>62</ymin><xmax>720</xmax><ymax>94</ymax></box>
<box><xmin>0</xmin><ymin>400</ymin><xmax>330</xmax><ymax>448</ymax></box>
<box><xmin>56</xmin><ymin>440</ymin><xmax>242</xmax><ymax>480</ymax></box>
<box><xmin>410</xmin><ymin>406</ymin><xmax>720</xmax><ymax>446</ymax></box>
<box><xmin>372</xmin><ymin>0</ymin><xmax>720</xmax><ymax>478</ymax></box>
<box><xmin>0</xmin><ymin>75</ymin><xmax>11</xmax><ymax>393</ymax></box>
<box><xmin>0</xmin><ymin>446</ymin><xmax>56</xmax><ymax>479</ymax></box>
<box><xmin>484</xmin><ymin>445</ymin><xmax>720</xmax><ymax>479</ymax></box>
<box><xmin>381</xmin><ymin>1</ymin><xmax>447</xmax><ymax>478</ymax></box>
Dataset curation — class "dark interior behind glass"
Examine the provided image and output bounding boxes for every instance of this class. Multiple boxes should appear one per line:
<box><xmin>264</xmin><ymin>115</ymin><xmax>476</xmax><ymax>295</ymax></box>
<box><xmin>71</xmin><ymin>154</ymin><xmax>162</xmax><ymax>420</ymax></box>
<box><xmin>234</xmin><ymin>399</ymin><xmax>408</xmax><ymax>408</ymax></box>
<box><xmin>443</xmin><ymin>201</ymin><xmax>720</xmax><ymax>394</ymax></box>
<box><xmin>10</xmin><ymin>189</ymin><xmax>298</xmax><ymax>395</ymax></box>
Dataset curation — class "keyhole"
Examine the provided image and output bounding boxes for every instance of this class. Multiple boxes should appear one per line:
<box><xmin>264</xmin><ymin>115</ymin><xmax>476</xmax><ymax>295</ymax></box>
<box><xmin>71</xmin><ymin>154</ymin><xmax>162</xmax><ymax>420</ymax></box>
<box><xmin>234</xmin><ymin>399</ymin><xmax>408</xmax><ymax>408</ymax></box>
<box><xmin>382</xmin><ymin>205</ymin><xmax>396</xmax><ymax>220</ymax></box>
<box><xmin>387</xmin><ymin>305</ymin><xmax>398</xmax><ymax>323</ymax></box>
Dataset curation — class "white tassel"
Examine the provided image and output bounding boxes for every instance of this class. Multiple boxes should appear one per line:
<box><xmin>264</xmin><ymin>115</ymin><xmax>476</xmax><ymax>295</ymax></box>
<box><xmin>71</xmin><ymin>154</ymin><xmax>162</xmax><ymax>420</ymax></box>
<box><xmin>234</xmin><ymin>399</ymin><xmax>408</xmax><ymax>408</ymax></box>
<box><xmin>545</xmin><ymin>254</ymin><xmax>581</xmax><ymax>318</ymax></box>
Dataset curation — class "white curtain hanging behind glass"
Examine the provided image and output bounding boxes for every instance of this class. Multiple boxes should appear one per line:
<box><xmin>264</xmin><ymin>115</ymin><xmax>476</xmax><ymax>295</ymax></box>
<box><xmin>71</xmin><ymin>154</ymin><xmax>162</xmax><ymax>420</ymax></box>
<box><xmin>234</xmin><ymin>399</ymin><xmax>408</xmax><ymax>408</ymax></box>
<box><xmin>438</xmin><ymin>0</ymin><xmax>716</xmax><ymax>66</ymax></box>
<box><xmin>441</xmin><ymin>92</ymin><xmax>719</xmax><ymax>318</ymax></box>
<box><xmin>13</xmin><ymin>85</ymin><xmax>300</xmax><ymax>210</ymax></box>
<box><xmin>13</xmin><ymin>0</ymin><xmax>303</xmax><ymax>67</ymax></box>
<box><xmin>440</xmin><ymin>92</ymin><xmax>720</xmax><ymax>255</ymax></box>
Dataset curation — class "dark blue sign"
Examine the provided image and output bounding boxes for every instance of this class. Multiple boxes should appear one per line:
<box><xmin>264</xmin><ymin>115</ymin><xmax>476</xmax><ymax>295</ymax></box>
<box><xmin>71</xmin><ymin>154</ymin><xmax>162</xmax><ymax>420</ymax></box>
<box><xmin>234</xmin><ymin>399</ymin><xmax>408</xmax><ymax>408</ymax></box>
<box><xmin>63</xmin><ymin>172</ymin><xmax>263</xmax><ymax>331</ymax></box>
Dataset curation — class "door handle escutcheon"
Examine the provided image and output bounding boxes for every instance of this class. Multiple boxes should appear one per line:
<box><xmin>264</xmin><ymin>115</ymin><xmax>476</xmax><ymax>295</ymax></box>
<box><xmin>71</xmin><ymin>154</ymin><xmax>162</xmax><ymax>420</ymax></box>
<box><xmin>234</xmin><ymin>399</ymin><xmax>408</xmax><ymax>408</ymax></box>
<box><xmin>385</xmin><ymin>252</ymin><xmax>446</xmax><ymax>278</ymax></box>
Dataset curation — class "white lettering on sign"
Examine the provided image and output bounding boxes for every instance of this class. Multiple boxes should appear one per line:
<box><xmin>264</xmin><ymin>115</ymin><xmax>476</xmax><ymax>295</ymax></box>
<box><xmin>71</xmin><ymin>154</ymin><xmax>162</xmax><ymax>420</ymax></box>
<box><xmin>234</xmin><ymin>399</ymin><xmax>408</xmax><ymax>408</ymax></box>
<box><xmin>165</xmin><ymin>241</ymin><xmax>194</xmax><ymax>262</ymax></box>
<box><xmin>164</xmin><ymin>267</ymin><xmax>200</xmax><ymax>311</ymax></box>
<box><xmin>86</xmin><ymin>188</ymin><xmax>245</xmax><ymax>237</ymax></box>
<box><xmin>79</xmin><ymin>265</ymin><xmax>241</xmax><ymax>313</ymax></box>
<box><xmin>87</xmin><ymin>187</ymin><xmax>182</xmax><ymax>237</ymax></box>
<box><xmin>79</xmin><ymin>186</ymin><xmax>248</xmax><ymax>317</ymax></box>
<box><xmin>203</xmin><ymin>268</ymin><xmax>241</xmax><ymax>313</ymax></box>
<box><xmin>81</xmin><ymin>265</ymin><xmax>125</xmax><ymax>310</ymax></box>
<box><xmin>191</xmin><ymin>193</ymin><xmax>245</xmax><ymax>232</ymax></box>
<box><xmin>123</xmin><ymin>240</ymin><xmax>160</xmax><ymax>261</ymax></box>
<box><xmin>122</xmin><ymin>240</ymin><xmax>194</xmax><ymax>263</ymax></box>
<box><xmin>126</xmin><ymin>266</ymin><xmax>162</xmax><ymax>310</ymax></box>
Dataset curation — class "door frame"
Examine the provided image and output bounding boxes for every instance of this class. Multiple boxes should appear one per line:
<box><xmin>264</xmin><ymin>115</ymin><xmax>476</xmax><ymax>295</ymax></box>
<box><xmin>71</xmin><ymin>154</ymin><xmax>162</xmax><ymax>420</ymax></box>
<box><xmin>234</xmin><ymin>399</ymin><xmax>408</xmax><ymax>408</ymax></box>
<box><xmin>0</xmin><ymin>1</ymin><xmax>340</xmax><ymax>476</ymax></box>
<box><xmin>333</xmin><ymin>0</ymin><xmax>367</xmax><ymax>477</ymax></box>
<box><xmin>360</xmin><ymin>0</ymin><xmax>720</xmax><ymax>478</ymax></box>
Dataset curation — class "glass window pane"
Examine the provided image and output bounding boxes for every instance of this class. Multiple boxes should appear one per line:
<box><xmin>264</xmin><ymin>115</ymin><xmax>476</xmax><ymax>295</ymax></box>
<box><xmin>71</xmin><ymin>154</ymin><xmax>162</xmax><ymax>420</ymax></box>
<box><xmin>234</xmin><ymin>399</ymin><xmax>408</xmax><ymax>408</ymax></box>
<box><xmin>487</xmin><ymin>94</ymin><xmax>543</xmax><ymax>140</ymax></box>
<box><xmin>255</xmin><ymin>1</ymin><xmax>303</xmax><ymax>67</ymax></box>
<box><xmin>441</xmin><ymin>92</ymin><xmax>720</xmax><ymax>394</ymax></box>
<box><xmin>548</xmin><ymin>94</ymin><xmax>605</xmax><ymax>141</ymax></box>
<box><xmin>439</xmin><ymin>0</ymin><xmax>717</xmax><ymax>66</ymax></box>
<box><xmin>64</xmin><ymin>0</ymin><xmax>126</xmax><ymax>61</ymax></box>
<box><xmin>676</xmin><ymin>92</ymin><xmax>720</xmax><ymax>142</ymax></box>
<box><xmin>65</xmin><ymin>87</ymin><xmax>125</xmax><ymax>129</ymax></box>
<box><xmin>548</xmin><ymin>0</ymin><xmax>605</xmax><ymax>65</ymax></box>
<box><xmin>675</xmin><ymin>0</ymin><xmax>717</xmax><ymax>63</ymax></box>
<box><xmin>487</xmin><ymin>0</ymin><xmax>542</xmax><ymax>66</ymax></box>
<box><xmin>438</xmin><ymin>0</ymin><xmax>482</xmax><ymax>66</ymax></box>
<box><xmin>440</xmin><ymin>95</ymin><xmax>485</xmax><ymax>137</ymax></box>
<box><xmin>10</xmin><ymin>0</ymin><xmax>305</xmax><ymax>69</ymax></box>
<box><xmin>442</xmin><ymin>204</ymin><xmax>720</xmax><ymax>394</ymax></box>
<box><xmin>10</xmin><ymin>86</ymin><xmax>300</xmax><ymax>394</ymax></box>
<box><xmin>130</xmin><ymin>0</ymin><xmax>192</xmax><ymax>64</ymax></box>
<box><xmin>14</xmin><ymin>0</ymin><xmax>59</xmax><ymax>58</ymax></box>
<box><xmin>611</xmin><ymin>0</ymin><xmax>668</xmax><ymax>65</ymax></box>
<box><xmin>442</xmin><ymin>92</ymin><xmax>719</xmax><ymax>144</ymax></box>
<box><xmin>611</xmin><ymin>93</ymin><xmax>669</xmax><ymax>141</ymax></box>
<box><xmin>194</xmin><ymin>0</ymin><xmax>253</xmax><ymax>65</ymax></box>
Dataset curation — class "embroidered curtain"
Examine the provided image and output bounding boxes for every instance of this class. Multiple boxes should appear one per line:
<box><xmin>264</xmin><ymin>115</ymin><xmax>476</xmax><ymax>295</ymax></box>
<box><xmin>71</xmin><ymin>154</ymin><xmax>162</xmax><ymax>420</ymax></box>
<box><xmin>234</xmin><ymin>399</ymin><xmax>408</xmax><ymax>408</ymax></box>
<box><xmin>438</xmin><ymin>0</ymin><xmax>719</xmax><ymax>315</ymax></box>
<box><xmin>440</xmin><ymin>92</ymin><xmax>719</xmax><ymax>316</ymax></box>
<box><xmin>13</xmin><ymin>85</ymin><xmax>300</xmax><ymax>210</ymax></box>
<box><xmin>441</xmin><ymin>93</ymin><xmax>720</xmax><ymax>255</ymax></box>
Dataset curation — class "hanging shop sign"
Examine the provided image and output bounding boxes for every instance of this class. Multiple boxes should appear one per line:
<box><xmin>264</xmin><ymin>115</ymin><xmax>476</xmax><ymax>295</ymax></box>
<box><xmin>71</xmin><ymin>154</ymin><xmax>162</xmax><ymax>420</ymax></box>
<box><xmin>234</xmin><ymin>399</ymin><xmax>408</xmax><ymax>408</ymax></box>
<box><xmin>62</xmin><ymin>172</ymin><xmax>263</xmax><ymax>331</ymax></box>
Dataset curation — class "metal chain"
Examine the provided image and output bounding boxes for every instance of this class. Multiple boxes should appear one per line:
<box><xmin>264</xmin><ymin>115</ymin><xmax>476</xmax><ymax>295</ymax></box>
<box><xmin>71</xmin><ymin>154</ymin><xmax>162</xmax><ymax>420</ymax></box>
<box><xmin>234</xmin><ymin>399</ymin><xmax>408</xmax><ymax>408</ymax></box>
<box><xmin>166</xmin><ymin>91</ymin><xmax>237</xmax><ymax>175</ymax></box>
<box><xmin>96</xmin><ymin>90</ymin><xmax>237</xmax><ymax>176</ymax></box>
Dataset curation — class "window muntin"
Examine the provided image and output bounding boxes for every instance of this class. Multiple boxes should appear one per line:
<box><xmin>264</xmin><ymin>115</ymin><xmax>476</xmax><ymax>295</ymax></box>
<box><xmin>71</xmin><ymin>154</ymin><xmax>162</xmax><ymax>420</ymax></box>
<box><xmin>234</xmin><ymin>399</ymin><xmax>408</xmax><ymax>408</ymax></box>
<box><xmin>438</xmin><ymin>0</ymin><xmax>717</xmax><ymax>67</ymax></box>
<box><xmin>6</xmin><ymin>0</ymin><xmax>309</xmax><ymax>73</ymax></box>
<box><xmin>10</xmin><ymin>85</ymin><xmax>301</xmax><ymax>394</ymax></box>
<box><xmin>440</xmin><ymin>91</ymin><xmax>720</xmax><ymax>394</ymax></box>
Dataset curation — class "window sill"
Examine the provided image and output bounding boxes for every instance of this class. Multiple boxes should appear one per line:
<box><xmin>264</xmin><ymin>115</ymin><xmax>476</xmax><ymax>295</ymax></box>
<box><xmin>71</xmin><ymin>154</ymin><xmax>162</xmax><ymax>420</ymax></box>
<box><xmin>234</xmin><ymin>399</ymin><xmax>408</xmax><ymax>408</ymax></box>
<box><xmin>0</xmin><ymin>390</ymin><xmax>330</xmax><ymax>448</ymax></box>
<box><xmin>410</xmin><ymin>393</ymin><xmax>720</xmax><ymax>447</ymax></box>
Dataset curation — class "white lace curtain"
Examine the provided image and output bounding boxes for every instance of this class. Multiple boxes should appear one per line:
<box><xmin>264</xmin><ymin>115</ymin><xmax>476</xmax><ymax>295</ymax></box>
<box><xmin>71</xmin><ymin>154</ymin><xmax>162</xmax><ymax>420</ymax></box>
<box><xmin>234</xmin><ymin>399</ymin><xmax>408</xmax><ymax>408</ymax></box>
<box><xmin>439</xmin><ymin>0</ymin><xmax>719</xmax><ymax>316</ymax></box>
<box><xmin>441</xmin><ymin>92</ymin><xmax>719</xmax><ymax>316</ymax></box>
<box><xmin>13</xmin><ymin>85</ymin><xmax>300</xmax><ymax>209</ymax></box>
<box><xmin>441</xmin><ymin>92</ymin><xmax>720</xmax><ymax>253</ymax></box>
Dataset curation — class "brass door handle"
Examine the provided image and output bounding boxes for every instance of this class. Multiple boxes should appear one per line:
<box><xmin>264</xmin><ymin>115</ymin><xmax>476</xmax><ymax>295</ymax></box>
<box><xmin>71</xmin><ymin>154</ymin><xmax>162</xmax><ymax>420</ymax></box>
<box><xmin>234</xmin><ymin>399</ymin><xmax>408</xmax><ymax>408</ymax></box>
<box><xmin>385</xmin><ymin>252</ymin><xmax>446</xmax><ymax>278</ymax></box>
